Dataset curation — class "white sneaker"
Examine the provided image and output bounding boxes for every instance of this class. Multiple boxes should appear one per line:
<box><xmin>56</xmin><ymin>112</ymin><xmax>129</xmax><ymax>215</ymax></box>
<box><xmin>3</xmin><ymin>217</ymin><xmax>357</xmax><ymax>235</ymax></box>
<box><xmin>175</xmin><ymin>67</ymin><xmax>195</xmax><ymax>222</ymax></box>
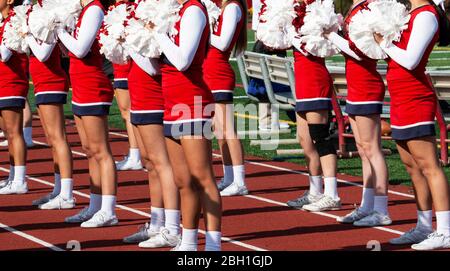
<box><xmin>170</xmin><ymin>240</ymin><xmax>197</xmax><ymax>251</ymax></box>
<box><xmin>39</xmin><ymin>195</ymin><xmax>76</xmax><ymax>210</ymax></box>
<box><xmin>139</xmin><ymin>228</ymin><xmax>181</xmax><ymax>248</ymax></box>
<box><xmin>123</xmin><ymin>223</ymin><xmax>160</xmax><ymax>244</ymax></box>
<box><xmin>0</xmin><ymin>179</ymin><xmax>11</xmax><ymax>189</ymax></box>
<box><xmin>80</xmin><ymin>210</ymin><xmax>118</xmax><ymax>228</ymax></box>
<box><xmin>302</xmin><ymin>195</ymin><xmax>341</xmax><ymax>212</ymax></box>
<box><xmin>220</xmin><ymin>182</ymin><xmax>249</xmax><ymax>197</ymax></box>
<box><xmin>115</xmin><ymin>155</ymin><xmax>143</xmax><ymax>171</ymax></box>
<box><xmin>287</xmin><ymin>191</ymin><xmax>322</xmax><ymax>209</ymax></box>
<box><xmin>411</xmin><ymin>232</ymin><xmax>450</xmax><ymax>251</ymax></box>
<box><xmin>65</xmin><ymin>207</ymin><xmax>96</xmax><ymax>223</ymax></box>
<box><xmin>217</xmin><ymin>178</ymin><xmax>232</xmax><ymax>191</ymax></box>
<box><xmin>0</xmin><ymin>182</ymin><xmax>28</xmax><ymax>195</ymax></box>
<box><xmin>0</xmin><ymin>140</ymin><xmax>8</xmax><ymax>147</ymax></box>
<box><xmin>390</xmin><ymin>228</ymin><xmax>431</xmax><ymax>245</ymax></box>
<box><xmin>32</xmin><ymin>193</ymin><xmax>57</xmax><ymax>206</ymax></box>
<box><xmin>337</xmin><ymin>207</ymin><xmax>370</xmax><ymax>224</ymax></box>
<box><xmin>353</xmin><ymin>211</ymin><xmax>392</xmax><ymax>227</ymax></box>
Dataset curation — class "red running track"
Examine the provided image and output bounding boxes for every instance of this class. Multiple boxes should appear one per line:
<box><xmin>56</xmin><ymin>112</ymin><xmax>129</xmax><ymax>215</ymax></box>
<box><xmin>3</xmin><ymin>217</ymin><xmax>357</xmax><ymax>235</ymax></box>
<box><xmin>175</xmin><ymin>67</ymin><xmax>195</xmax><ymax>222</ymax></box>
<box><xmin>0</xmin><ymin>117</ymin><xmax>428</xmax><ymax>251</ymax></box>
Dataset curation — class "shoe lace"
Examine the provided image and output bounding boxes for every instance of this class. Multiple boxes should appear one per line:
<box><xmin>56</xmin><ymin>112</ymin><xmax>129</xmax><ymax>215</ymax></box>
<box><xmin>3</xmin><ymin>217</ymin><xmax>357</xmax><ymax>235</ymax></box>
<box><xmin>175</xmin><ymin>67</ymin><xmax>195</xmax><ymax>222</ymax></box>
<box><xmin>427</xmin><ymin>231</ymin><xmax>442</xmax><ymax>239</ymax></box>
<box><xmin>92</xmin><ymin>211</ymin><xmax>107</xmax><ymax>223</ymax></box>
<box><xmin>315</xmin><ymin>196</ymin><xmax>333</xmax><ymax>207</ymax></box>
<box><xmin>138</xmin><ymin>223</ymin><xmax>151</xmax><ymax>233</ymax></box>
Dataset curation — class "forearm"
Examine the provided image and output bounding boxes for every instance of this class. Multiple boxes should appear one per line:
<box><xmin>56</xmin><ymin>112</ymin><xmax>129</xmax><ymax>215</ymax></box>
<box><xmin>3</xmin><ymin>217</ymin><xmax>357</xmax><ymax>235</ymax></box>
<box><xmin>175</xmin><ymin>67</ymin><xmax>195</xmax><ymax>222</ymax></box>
<box><xmin>380</xmin><ymin>12</ymin><xmax>437</xmax><ymax>70</ymax></box>
<box><xmin>130</xmin><ymin>51</ymin><xmax>160</xmax><ymax>75</ymax></box>
<box><xmin>25</xmin><ymin>35</ymin><xmax>55</xmax><ymax>62</ymax></box>
<box><xmin>210</xmin><ymin>3</ymin><xmax>241</xmax><ymax>51</ymax></box>
<box><xmin>0</xmin><ymin>44</ymin><xmax>12</xmax><ymax>62</ymax></box>
<box><xmin>57</xmin><ymin>6</ymin><xmax>103</xmax><ymax>58</ymax></box>
<box><xmin>327</xmin><ymin>32</ymin><xmax>361</xmax><ymax>61</ymax></box>
<box><xmin>155</xmin><ymin>6</ymin><xmax>206</xmax><ymax>71</ymax></box>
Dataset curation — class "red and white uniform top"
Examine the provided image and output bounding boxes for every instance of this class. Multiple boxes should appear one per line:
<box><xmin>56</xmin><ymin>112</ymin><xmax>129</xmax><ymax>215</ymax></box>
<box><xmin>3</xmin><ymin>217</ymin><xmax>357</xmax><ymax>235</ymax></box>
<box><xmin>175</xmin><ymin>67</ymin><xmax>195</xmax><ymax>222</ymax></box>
<box><xmin>292</xmin><ymin>0</ymin><xmax>333</xmax><ymax>113</ymax></box>
<box><xmin>156</xmin><ymin>0</ymin><xmax>213</xmax><ymax>134</ymax></box>
<box><xmin>26</xmin><ymin>2</ymin><xmax>69</xmax><ymax>104</ymax></box>
<box><xmin>57</xmin><ymin>0</ymin><xmax>114</xmax><ymax>115</ymax></box>
<box><xmin>203</xmin><ymin>0</ymin><xmax>244</xmax><ymax>101</ymax></box>
<box><xmin>328</xmin><ymin>0</ymin><xmax>385</xmax><ymax>115</ymax></box>
<box><xmin>0</xmin><ymin>8</ymin><xmax>29</xmax><ymax>107</ymax></box>
<box><xmin>381</xmin><ymin>4</ymin><xmax>439</xmax><ymax>140</ymax></box>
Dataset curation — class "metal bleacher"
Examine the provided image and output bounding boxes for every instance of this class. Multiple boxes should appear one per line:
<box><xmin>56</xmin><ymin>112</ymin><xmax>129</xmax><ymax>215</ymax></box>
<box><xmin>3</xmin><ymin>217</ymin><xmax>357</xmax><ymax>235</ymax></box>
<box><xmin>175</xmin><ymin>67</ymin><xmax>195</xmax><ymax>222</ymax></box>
<box><xmin>237</xmin><ymin>51</ymin><xmax>450</xmax><ymax>165</ymax></box>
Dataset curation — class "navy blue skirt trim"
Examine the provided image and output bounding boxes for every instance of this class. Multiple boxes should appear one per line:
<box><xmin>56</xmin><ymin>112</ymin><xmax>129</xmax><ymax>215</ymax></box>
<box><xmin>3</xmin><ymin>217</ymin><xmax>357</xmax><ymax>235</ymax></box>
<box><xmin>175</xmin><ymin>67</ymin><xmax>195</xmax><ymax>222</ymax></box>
<box><xmin>113</xmin><ymin>79</ymin><xmax>128</xmax><ymax>90</ymax></box>
<box><xmin>295</xmin><ymin>99</ymin><xmax>332</xmax><ymax>112</ymax></box>
<box><xmin>392</xmin><ymin>124</ymin><xmax>436</xmax><ymax>141</ymax></box>
<box><xmin>345</xmin><ymin>102</ymin><xmax>383</xmax><ymax>116</ymax></box>
<box><xmin>131</xmin><ymin>112</ymin><xmax>164</xmax><ymax>125</ymax></box>
<box><xmin>213</xmin><ymin>91</ymin><xmax>233</xmax><ymax>103</ymax></box>
<box><xmin>163</xmin><ymin>120</ymin><xmax>213</xmax><ymax>139</ymax></box>
<box><xmin>0</xmin><ymin>97</ymin><xmax>26</xmax><ymax>110</ymax></box>
<box><xmin>35</xmin><ymin>92</ymin><xmax>67</xmax><ymax>106</ymax></box>
<box><xmin>72</xmin><ymin>103</ymin><xmax>111</xmax><ymax>116</ymax></box>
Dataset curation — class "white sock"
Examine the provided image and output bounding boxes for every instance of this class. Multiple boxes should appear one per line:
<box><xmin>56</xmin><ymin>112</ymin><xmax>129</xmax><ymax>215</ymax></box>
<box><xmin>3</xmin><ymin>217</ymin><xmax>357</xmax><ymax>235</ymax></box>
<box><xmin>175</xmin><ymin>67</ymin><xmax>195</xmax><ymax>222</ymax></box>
<box><xmin>150</xmin><ymin>207</ymin><xmax>165</xmax><ymax>231</ymax></box>
<box><xmin>128</xmin><ymin>148</ymin><xmax>140</xmax><ymax>161</ymax></box>
<box><xmin>8</xmin><ymin>165</ymin><xmax>15</xmax><ymax>181</ymax></box>
<box><xmin>12</xmin><ymin>166</ymin><xmax>26</xmax><ymax>185</ymax></box>
<box><xmin>205</xmin><ymin>231</ymin><xmax>222</xmax><ymax>251</ymax></box>
<box><xmin>360</xmin><ymin>188</ymin><xmax>375</xmax><ymax>214</ymax></box>
<box><xmin>374</xmin><ymin>196</ymin><xmax>389</xmax><ymax>216</ymax></box>
<box><xmin>222</xmin><ymin>165</ymin><xmax>233</xmax><ymax>186</ymax></box>
<box><xmin>100</xmin><ymin>195</ymin><xmax>117</xmax><ymax>216</ymax></box>
<box><xmin>436</xmin><ymin>211</ymin><xmax>450</xmax><ymax>236</ymax></box>
<box><xmin>88</xmin><ymin>193</ymin><xmax>102</xmax><ymax>214</ymax></box>
<box><xmin>164</xmin><ymin>209</ymin><xmax>181</xmax><ymax>236</ymax></box>
<box><xmin>309</xmin><ymin>175</ymin><xmax>323</xmax><ymax>196</ymax></box>
<box><xmin>180</xmin><ymin>228</ymin><xmax>198</xmax><ymax>251</ymax></box>
<box><xmin>416</xmin><ymin>210</ymin><xmax>433</xmax><ymax>233</ymax></box>
<box><xmin>60</xmin><ymin>178</ymin><xmax>73</xmax><ymax>200</ymax></box>
<box><xmin>233</xmin><ymin>165</ymin><xmax>245</xmax><ymax>187</ymax></box>
<box><xmin>52</xmin><ymin>173</ymin><xmax>61</xmax><ymax>196</ymax></box>
<box><xmin>23</xmin><ymin>127</ymin><xmax>32</xmax><ymax>142</ymax></box>
<box><xmin>323</xmin><ymin>177</ymin><xmax>338</xmax><ymax>200</ymax></box>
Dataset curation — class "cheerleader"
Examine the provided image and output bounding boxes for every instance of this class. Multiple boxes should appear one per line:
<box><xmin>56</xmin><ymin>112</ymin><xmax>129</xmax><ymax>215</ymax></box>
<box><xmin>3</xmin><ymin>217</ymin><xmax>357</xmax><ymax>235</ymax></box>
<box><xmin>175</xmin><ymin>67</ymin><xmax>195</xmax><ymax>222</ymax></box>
<box><xmin>287</xmin><ymin>0</ymin><xmax>341</xmax><ymax>212</ymax></box>
<box><xmin>112</xmin><ymin>0</ymin><xmax>143</xmax><ymax>172</ymax></box>
<box><xmin>0</xmin><ymin>0</ymin><xmax>29</xmax><ymax>195</ymax></box>
<box><xmin>323</xmin><ymin>0</ymin><xmax>391</xmax><ymax>226</ymax></box>
<box><xmin>24</xmin><ymin>0</ymin><xmax>75</xmax><ymax>209</ymax></box>
<box><xmin>56</xmin><ymin>0</ymin><xmax>118</xmax><ymax>228</ymax></box>
<box><xmin>121</xmin><ymin>51</ymin><xmax>181</xmax><ymax>248</ymax></box>
<box><xmin>203</xmin><ymin>0</ymin><xmax>248</xmax><ymax>197</ymax></box>
<box><xmin>155</xmin><ymin>0</ymin><xmax>222</xmax><ymax>251</ymax></box>
<box><xmin>374</xmin><ymin>0</ymin><xmax>450</xmax><ymax>250</ymax></box>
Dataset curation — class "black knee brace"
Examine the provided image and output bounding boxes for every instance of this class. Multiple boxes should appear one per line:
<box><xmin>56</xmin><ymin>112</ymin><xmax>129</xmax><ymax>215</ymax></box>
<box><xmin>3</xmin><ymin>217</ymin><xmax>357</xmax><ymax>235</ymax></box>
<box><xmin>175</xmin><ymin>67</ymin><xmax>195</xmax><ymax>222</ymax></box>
<box><xmin>308</xmin><ymin>124</ymin><xmax>336</xmax><ymax>157</ymax></box>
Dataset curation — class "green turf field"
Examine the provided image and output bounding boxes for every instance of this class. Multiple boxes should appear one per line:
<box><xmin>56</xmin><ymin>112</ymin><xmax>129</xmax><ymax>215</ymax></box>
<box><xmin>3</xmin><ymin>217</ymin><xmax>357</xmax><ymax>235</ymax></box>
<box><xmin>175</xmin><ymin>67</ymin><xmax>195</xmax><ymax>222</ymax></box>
<box><xmin>26</xmin><ymin>30</ymin><xmax>450</xmax><ymax>187</ymax></box>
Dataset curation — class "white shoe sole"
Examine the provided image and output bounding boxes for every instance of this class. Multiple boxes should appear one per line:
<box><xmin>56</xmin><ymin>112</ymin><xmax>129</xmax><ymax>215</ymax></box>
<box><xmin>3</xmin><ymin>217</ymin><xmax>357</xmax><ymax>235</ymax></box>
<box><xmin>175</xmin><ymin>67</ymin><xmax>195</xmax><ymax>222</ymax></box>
<box><xmin>80</xmin><ymin>219</ymin><xmax>119</xmax><ymax>228</ymax></box>
<box><xmin>303</xmin><ymin>206</ymin><xmax>341</xmax><ymax>212</ymax></box>
<box><xmin>220</xmin><ymin>191</ymin><xmax>249</xmax><ymax>197</ymax></box>
<box><xmin>39</xmin><ymin>203</ymin><xmax>76</xmax><ymax>210</ymax></box>
<box><xmin>0</xmin><ymin>189</ymin><xmax>28</xmax><ymax>195</ymax></box>
<box><xmin>353</xmin><ymin>220</ymin><xmax>392</xmax><ymax>227</ymax></box>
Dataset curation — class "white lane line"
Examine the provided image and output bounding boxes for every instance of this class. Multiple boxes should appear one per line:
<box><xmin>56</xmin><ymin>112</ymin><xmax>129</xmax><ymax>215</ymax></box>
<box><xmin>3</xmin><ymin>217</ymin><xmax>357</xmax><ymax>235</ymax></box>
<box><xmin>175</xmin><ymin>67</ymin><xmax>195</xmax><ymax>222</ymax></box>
<box><xmin>0</xmin><ymin>222</ymin><xmax>64</xmax><ymax>251</ymax></box>
<box><xmin>14</xmin><ymin>144</ymin><xmax>267</xmax><ymax>252</ymax></box>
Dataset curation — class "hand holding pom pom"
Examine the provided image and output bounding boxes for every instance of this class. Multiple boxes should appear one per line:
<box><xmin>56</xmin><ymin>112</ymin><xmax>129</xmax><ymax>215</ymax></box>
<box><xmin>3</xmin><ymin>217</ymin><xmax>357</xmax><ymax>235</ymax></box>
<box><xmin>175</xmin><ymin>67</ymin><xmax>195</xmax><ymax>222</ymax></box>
<box><xmin>200</xmin><ymin>0</ymin><xmax>221</xmax><ymax>32</ymax></box>
<box><xmin>349</xmin><ymin>0</ymin><xmax>410</xmax><ymax>60</ymax></box>
<box><xmin>124</xmin><ymin>0</ymin><xmax>181</xmax><ymax>58</ymax></box>
<box><xmin>3</xmin><ymin>5</ymin><xmax>31</xmax><ymax>54</ymax></box>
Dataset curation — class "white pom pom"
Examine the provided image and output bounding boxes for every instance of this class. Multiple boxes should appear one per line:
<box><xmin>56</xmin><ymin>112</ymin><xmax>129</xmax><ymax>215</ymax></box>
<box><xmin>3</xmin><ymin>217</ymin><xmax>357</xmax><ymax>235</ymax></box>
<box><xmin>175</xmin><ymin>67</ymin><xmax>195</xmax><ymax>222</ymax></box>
<box><xmin>41</xmin><ymin>0</ymin><xmax>82</xmax><ymax>33</ymax></box>
<box><xmin>256</xmin><ymin>0</ymin><xmax>299</xmax><ymax>50</ymax></box>
<box><xmin>28</xmin><ymin>5</ymin><xmax>58</xmax><ymax>44</ymax></box>
<box><xmin>200</xmin><ymin>0</ymin><xmax>221</xmax><ymax>32</ymax></box>
<box><xmin>3</xmin><ymin>6</ymin><xmax>30</xmax><ymax>54</ymax></box>
<box><xmin>299</xmin><ymin>0</ymin><xmax>341</xmax><ymax>57</ymax></box>
<box><xmin>99</xmin><ymin>3</ymin><xmax>133</xmax><ymax>64</ymax></box>
<box><xmin>349</xmin><ymin>0</ymin><xmax>410</xmax><ymax>60</ymax></box>
<box><xmin>124</xmin><ymin>0</ymin><xmax>181</xmax><ymax>58</ymax></box>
